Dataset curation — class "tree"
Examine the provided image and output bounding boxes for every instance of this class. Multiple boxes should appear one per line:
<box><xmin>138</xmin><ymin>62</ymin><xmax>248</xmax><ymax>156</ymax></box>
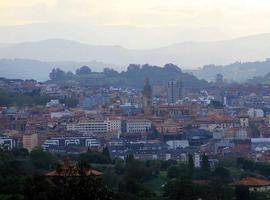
<box><xmin>201</xmin><ymin>154</ymin><xmax>210</xmax><ymax>172</ymax></box>
<box><xmin>30</xmin><ymin>148</ymin><xmax>58</xmax><ymax>170</ymax></box>
<box><xmin>213</xmin><ymin>167</ymin><xmax>232</xmax><ymax>183</ymax></box>
<box><xmin>49</xmin><ymin>68</ymin><xmax>66</xmax><ymax>81</ymax></box>
<box><xmin>167</xmin><ymin>165</ymin><xmax>179</xmax><ymax>179</ymax></box>
<box><xmin>188</xmin><ymin>154</ymin><xmax>194</xmax><ymax>176</ymax></box>
<box><xmin>103</xmin><ymin>68</ymin><xmax>119</xmax><ymax>77</ymax></box>
<box><xmin>76</xmin><ymin>66</ymin><xmax>92</xmax><ymax>75</ymax></box>
<box><xmin>125</xmin><ymin>154</ymin><xmax>135</xmax><ymax>167</ymax></box>
<box><xmin>250</xmin><ymin>123</ymin><xmax>260</xmax><ymax>138</ymax></box>
<box><xmin>235</xmin><ymin>186</ymin><xmax>251</xmax><ymax>200</ymax></box>
<box><xmin>60</xmin><ymin>98</ymin><xmax>78</xmax><ymax>108</ymax></box>
<box><xmin>79</xmin><ymin>151</ymin><xmax>109</xmax><ymax>164</ymax></box>
<box><xmin>114</xmin><ymin>158</ymin><xmax>125</xmax><ymax>175</ymax></box>
<box><xmin>24</xmin><ymin>160</ymin><xmax>114</xmax><ymax>200</ymax></box>
<box><xmin>210</xmin><ymin>100</ymin><xmax>224</xmax><ymax>108</ymax></box>
<box><xmin>23</xmin><ymin>173</ymin><xmax>54</xmax><ymax>200</ymax></box>
<box><xmin>164</xmin><ymin>178</ymin><xmax>198</xmax><ymax>200</ymax></box>
<box><xmin>102</xmin><ymin>147</ymin><xmax>112</xmax><ymax>164</ymax></box>
<box><xmin>160</xmin><ymin>159</ymin><xmax>177</xmax><ymax>170</ymax></box>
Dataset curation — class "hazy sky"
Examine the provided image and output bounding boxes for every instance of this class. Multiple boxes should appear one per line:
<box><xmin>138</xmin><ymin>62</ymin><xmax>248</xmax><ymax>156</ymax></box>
<box><xmin>1</xmin><ymin>0</ymin><xmax>270</xmax><ymax>48</ymax></box>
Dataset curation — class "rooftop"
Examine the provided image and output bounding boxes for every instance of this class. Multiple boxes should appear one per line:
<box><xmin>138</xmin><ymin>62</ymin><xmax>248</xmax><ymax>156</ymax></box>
<box><xmin>230</xmin><ymin>177</ymin><xmax>270</xmax><ymax>187</ymax></box>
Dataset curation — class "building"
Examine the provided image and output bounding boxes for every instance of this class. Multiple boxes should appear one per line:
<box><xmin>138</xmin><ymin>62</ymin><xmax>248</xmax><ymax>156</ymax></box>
<box><xmin>142</xmin><ymin>78</ymin><xmax>153</xmax><ymax>115</ymax></box>
<box><xmin>66</xmin><ymin>118</ymin><xmax>122</xmax><ymax>134</ymax></box>
<box><xmin>248</xmin><ymin>108</ymin><xmax>264</xmax><ymax>118</ymax></box>
<box><xmin>43</xmin><ymin>136</ymin><xmax>101</xmax><ymax>152</ymax></box>
<box><xmin>215</xmin><ymin>74</ymin><xmax>224</xmax><ymax>87</ymax></box>
<box><xmin>156</xmin><ymin>104</ymin><xmax>191</xmax><ymax>118</ymax></box>
<box><xmin>0</xmin><ymin>136</ymin><xmax>16</xmax><ymax>149</ymax></box>
<box><xmin>46</xmin><ymin>99</ymin><xmax>61</xmax><ymax>107</ymax></box>
<box><xmin>251</xmin><ymin>138</ymin><xmax>270</xmax><ymax>152</ymax></box>
<box><xmin>230</xmin><ymin>177</ymin><xmax>270</xmax><ymax>192</ymax></box>
<box><xmin>50</xmin><ymin>111</ymin><xmax>73</xmax><ymax>119</ymax></box>
<box><xmin>23</xmin><ymin>133</ymin><xmax>38</xmax><ymax>151</ymax></box>
<box><xmin>166</xmin><ymin>140</ymin><xmax>189</xmax><ymax>150</ymax></box>
<box><xmin>167</xmin><ymin>79</ymin><xmax>183</xmax><ymax>104</ymax></box>
<box><xmin>194</xmin><ymin>153</ymin><xmax>201</xmax><ymax>167</ymax></box>
<box><xmin>239</xmin><ymin>116</ymin><xmax>249</xmax><ymax>128</ymax></box>
<box><xmin>126</xmin><ymin>119</ymin><xmax>152</xmax><ymax>133</ymax></box>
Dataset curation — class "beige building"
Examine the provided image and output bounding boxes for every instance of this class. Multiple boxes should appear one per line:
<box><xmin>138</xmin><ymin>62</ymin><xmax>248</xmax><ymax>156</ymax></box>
<box><xmin>23</xmin><ymin>133</ymin><xmax>38</xmax><ymax>151</ymax></box>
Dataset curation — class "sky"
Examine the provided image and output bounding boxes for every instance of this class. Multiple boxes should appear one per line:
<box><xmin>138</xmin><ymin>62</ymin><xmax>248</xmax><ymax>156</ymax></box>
<box><xmin>1</xmin><ymin>0</ymin><xmax>270</xmax><ymax>48</ymax></box>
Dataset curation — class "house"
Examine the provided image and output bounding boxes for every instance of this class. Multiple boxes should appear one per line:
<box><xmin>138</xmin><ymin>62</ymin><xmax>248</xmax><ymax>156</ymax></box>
<box><xmin>45</xmin><ymin>159</ymin><xmax>103</xmax><ymax>177</ymax></box>
<box><xmin>230</xmin><ymin>177</ymin><xmax>270</xmax><ymax>191</ymax></box>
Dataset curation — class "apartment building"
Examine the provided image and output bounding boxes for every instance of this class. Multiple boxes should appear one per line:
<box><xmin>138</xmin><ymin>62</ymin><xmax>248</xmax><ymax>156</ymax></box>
<box><xmin>66</xmin><ymin>118</ymin><xmax>121</xmax><ymax>134</ymax></box>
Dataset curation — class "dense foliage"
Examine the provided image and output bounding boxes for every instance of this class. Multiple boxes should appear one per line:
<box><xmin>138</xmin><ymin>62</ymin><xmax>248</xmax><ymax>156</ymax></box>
<box><xmin>48</xmin><ymin>64</ymin><xmax>210</xmax><ymax>90</ymax></box>
<box><xmin>190</xmin><ymin>59</ymin><xmax>270</xmax><ymax>82</ymax></box>
<box><xmin>2</xmin><ymin>148</ymin><xmax>270</xmax><ymax>200</ymax></box>
<box><xmin>0</xmin><ymin>89</ymin><xmax>78</xmax><ymax>107</ymax></box>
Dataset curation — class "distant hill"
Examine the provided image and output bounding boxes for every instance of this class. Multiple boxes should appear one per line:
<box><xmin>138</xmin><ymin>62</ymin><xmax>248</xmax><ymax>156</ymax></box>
<box><xmin>187</xmin><ymin>59</ymin><xmax>270</xmax><ymax>82</ymax></box>
<box><xmin>247</xmin><ymin>72</ymin><xmax>270</xmax><ymax>85</ymax></box>
<box><xmin>0</xmin><ymin>33</ymin><xmax>270</xmax><ymax>68</ymax></box>
<box><xmin>48</xmin><ymin>64</ymin><xmax>210</xmax><ymax>90</ymax></box>
<box><xmin>0</xmin><ymin>58</ymin><xmax>120</xmax><ymax>81</ymax></box>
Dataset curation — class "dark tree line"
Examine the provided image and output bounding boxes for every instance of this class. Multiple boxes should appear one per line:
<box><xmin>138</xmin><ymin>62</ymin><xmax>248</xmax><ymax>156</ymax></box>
<box><xmin>48</xmin><ymin>64</ymin><xmax>210</xmax><ymax>90</ymax></box>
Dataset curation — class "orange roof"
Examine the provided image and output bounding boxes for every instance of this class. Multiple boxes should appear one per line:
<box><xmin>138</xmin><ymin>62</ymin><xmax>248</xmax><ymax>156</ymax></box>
<box><xmin>45</xmin><ymin>169</ymin><xmax>103</xmax><ymax>177</ymax></box>
<box><xmin>230</xmin><ymin>177</ymin><xmax>270</xmax><ymax>187</ymax></box>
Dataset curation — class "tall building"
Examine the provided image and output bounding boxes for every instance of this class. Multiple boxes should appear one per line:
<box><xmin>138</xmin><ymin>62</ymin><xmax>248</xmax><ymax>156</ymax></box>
<box><xmin>167</xmin><ymin>80</ymin><xmax>183</xmax><ymax>104</ymax></box>
<box><xmin>142</xmin><ymin>78</ymin><xmax>153</xmax><ymax>115</ymax></box>
<box><xmin>215</xmin><ymin>74</ymin><xmax>224</xmax><ymax>87</ymax></box>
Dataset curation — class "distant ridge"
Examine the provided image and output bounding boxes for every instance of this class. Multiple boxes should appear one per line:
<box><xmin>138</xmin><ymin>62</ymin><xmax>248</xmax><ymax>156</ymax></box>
<box><xmin>188</xmin><ymin>59</ymin><xmax>270</xmax><ymax>82</ymax></box>
<box><xmin>0</xmin><ymin>33</ymin><xmax>270</xmax><ymax>68</ymax></box>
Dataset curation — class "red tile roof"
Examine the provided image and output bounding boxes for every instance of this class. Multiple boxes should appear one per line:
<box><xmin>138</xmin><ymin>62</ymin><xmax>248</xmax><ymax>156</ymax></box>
<box><xmin>45</xmin><ymin>168</ymin><xmax>103</xmax><ymax>177</ymax></box>
<box><xmin>230</xmin><ymin>177</ymin><xmax>270</xmax><ymax>187</ymax></box>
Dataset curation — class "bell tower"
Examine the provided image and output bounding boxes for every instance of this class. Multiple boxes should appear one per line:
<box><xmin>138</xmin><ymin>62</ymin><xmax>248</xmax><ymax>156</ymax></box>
<box><xmin>142</xmin><ymin>78</ymin><xmax>153</xmax><ymax>115</ymax></box>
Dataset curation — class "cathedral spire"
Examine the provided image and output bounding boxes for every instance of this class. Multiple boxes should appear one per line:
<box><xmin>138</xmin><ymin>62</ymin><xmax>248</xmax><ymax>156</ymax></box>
<box><xmin>142</xmin><ymin>77</ymin><xmax>152</xmax><ymax>98</ymax></box>
<box><xmin>142</xmin><ymin>77</ymin><xmax>153</xmax><ymax>115</ymax></box>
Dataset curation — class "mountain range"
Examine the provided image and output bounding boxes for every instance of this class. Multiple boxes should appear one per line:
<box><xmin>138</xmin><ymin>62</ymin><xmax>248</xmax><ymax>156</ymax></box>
<box><xmin>0</xmin><ymin>33</ymin><xmax>270</xmax><ymax>81</ymax></box>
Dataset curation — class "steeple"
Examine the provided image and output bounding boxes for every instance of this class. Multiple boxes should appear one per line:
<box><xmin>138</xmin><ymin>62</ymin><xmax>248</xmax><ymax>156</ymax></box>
<box><xmin>142</xmin><ymin>77</ymin><xmax>153</xmax><ymax>115</ymax></box>
<box><xmin>142</xmin><ymin>77</ymin><xmax>152</xmax><ymax>98</ymax></box>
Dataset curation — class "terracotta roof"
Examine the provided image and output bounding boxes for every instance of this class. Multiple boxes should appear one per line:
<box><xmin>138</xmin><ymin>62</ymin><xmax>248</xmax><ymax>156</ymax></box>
<box><xmin>45</xmin><ymin>168</ymin><xmax>103</xmax><ymax>177</ymax></box>
<box><xmin>230</xmin><ymin>177</ymin><xmax>270</xmax><ymax>187</ymax></box>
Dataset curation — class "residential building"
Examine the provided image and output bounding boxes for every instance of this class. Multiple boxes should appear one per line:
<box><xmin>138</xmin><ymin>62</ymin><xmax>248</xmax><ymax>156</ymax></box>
<box><xmin>126</xmin><ymin>119</ymin><xmax>152</xmax><ymax>133</ymax></box>
<box><xmin>23</xmin><ymin>133</ymin><xmax>38</xmax><ymax>151</ymax></box>
<box><xmin>0</xmin><ymin>136</ymin><xmax>16</xmax><ymax>149</ymax></box>
<box><xmin>43</xmin><ymin>136</ymin><xmax>101</xmax><ymax>152</ymax></box>
<box><xmin>167</xmin><ymin>79</ymin><xmax>183</xmax><ymax>104</ymax></box>
<box><xmin>66</xmin><ymin>118</ymin><xmax>122</xmax><ymax>134</ymax></box>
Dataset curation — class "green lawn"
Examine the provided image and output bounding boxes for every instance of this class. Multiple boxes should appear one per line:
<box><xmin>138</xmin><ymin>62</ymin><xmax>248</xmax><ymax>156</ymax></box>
<box><xmin>144</xmin><ymin>171</ymin><xmax>168</xmax><ymax>195</ymax></box>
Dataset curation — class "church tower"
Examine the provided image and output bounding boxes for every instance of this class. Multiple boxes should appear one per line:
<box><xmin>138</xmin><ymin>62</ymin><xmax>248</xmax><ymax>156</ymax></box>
<box><xmin>142</xmin><ymin>78</ymin><xmax>153</xmax><ymax>115</ymax></box>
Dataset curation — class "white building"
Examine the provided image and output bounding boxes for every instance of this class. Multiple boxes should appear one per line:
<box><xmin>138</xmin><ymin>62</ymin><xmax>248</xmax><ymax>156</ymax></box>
<box><xmin>67</xmin><ymin>118</ymin><xmax>121</xmax><ymax>134</ymax></box>
<box><xmin>0</xmin><ymin>136</ymin><xmax>16</xmax><ymax>149</ymax></box>
<box><xmin>126</xmin><ymin>119</ymin><xmax>152</xmax><ymax>133</ymax></box>
<box><xmin>248</xmin><ymin>108</ymin><xmax>264</xmax><ymax>118</ymax></box>
<box><xmin>194</xmin><ymin>153</ymin><xmax>201</xmax><ymax>168</ymax></box>
<box><xmin>251</xmin><ymin>138</ymin><xmax>270</xmax><ymax>152</ymax></box>
<box><xmin>166</xmin><ymin>140</ymin><xmax>189</xmax><ymax>150</ymax></box>
<box><xmin>46</xmin><ymin>99</ymin><xmax>60</xmax><ymax>107</ymax></box>
<box><xmin>50</xmin><ymin>111</ymin><xmax>73</xmax><ymax>119</ymax></box>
